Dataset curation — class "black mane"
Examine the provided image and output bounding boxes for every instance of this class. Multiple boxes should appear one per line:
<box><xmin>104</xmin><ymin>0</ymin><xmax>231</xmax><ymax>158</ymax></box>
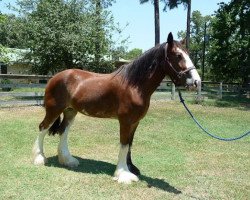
<box><xmin>113</xmin><ymin>43</ymin><xmax>166</xmax><ymax>86</ymax></box>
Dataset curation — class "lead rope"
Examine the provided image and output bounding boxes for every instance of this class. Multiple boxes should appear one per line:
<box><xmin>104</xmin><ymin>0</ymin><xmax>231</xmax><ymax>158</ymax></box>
<box><xmin>178</xmin><ymin>90</ymin><xmax>250</xmax><ymax>141</ymax></box>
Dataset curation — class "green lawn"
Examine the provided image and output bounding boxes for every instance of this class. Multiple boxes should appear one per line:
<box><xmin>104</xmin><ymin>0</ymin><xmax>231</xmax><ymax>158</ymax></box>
<box><xmin>0</xmin><ymin>101</ymin><xmax>249</xmax><ymax>200</ymax></box>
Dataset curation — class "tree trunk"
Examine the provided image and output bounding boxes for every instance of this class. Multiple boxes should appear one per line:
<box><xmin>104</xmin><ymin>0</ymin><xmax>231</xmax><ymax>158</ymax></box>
<box><xmin>186</xmin><ymin>0</ymin><xmax>191</xmax><ymax>51</ymax></box>
<box><xmin>95</xmin><ymin>0</ymin><xmax>101</xmax><ymax>70</ymax></box>
<box><xmin>154</xmin><ymin>0</ymin><xmax>160</xmax><ymax>46</ymax></box>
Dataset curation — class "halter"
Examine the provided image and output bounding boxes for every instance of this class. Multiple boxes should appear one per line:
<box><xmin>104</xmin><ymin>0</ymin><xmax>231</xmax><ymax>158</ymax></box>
<box><xmin>164</xmin><ymin>43</ymin><xmax>196</xmax><ymax>79</ymax></box>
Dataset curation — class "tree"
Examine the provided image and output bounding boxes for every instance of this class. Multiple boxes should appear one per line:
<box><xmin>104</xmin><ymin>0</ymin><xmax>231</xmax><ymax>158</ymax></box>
<box><xmin>164</xmin><ymin>0</ymin><xmax>191</xmax><ymax>50</ymax></box>
<box><xmin>139</xmin><ymin>0</ymin><xmax>192</xmax><ymax>50</ymax></box>
<box><xmin>110</xmin><ymin>45</ymin><xmax>127</xmax><ymax>62</ymax></box>
<box><xmin>91</xmin><ymin>0</ymin><xmax>115</xmax><ymax>72</ymax></box>
<box><xmin>208</xmin><ymin>0</ymin><xmax>250</xmax><ymax>84</ymax></box>
<box><xmin>0</xmin><ymin>14</ymin><xmax>26</xmax><ymax>48</ymax></box>
<box><xmin>140</xmin><ymin>0</ymin><xmax>160</xmax><ymax>46</ymax></box>
<box><xmin>11</xmin><ymin>0</ymin><xmax>117</xmax><ymax>74</ymax></box>
<box><xmin>178</xmin><ymin>11</ymin><xmax>211</xmax><ymax>70</ymax></box>
<box><xmin>186</xmin><ymin>0</ymin><xmax>191</xmax><ymax>50</ymax></box>
<box><xmin>124</xmin><ymin>48</ymin><xmax>143</xmax><ymax>60</ymax></box>
<box><xmin>0</xmin><ymin>14</ymin><xmax>10</xmax><ymax>63</ymax></box>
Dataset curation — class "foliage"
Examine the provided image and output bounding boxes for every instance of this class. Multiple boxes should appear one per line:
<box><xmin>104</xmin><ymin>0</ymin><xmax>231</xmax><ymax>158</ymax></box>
<box><xmin>0</xmin><ymin>79</ymin><xmax>12</xmax><ymax>91</ymax></box>
<box><xmin>0</xmin><ymin>44</ymin><xmax>9</xmax><ymax>64</ymax></box>
<box><xmin>178</xmin><ymin>0</ymin><xmax>250</xmax><ymax>84</ymax></box>
<box><xmin>140</xmin><ymin>1</ymin><xmax>192</xmax><ymax>49</ymax></box>
<box><xmin>0</xmin><ymin>14</ymin><xmax>9</xmax><ymax>63</ymax></box>
<box><xmin>178</xmin><ymin>11</ymin><xmax>211</xmax><ymax>70</ymax></box>
<box><xmin>0</xmin><ymin>14</ymin><xmax>26</xmax><ymax>49</ymax></box>
<box><xmin>124</xmin><ymin>48</ymin><xmax>143</xmax><ymax>60</ymax></box>
<box><xmin>87</xmin><ymin>0</ymin><xmax>118</xmax><ymax>73</ymax></box>
<box><xmin>163</xmin><ymin>0</ymin><xmax>191</xmax><ymax>50</ymax></box>
<box><xmin>139</xmin><ymin>1</ymin><xmax>188</xmax><ymax>45</ymax></box>
<box><xmin>110</xmin><ymin>45</ymin><xmax>126</xmax><ymax>61</ymax></box>
<box><xmin>5</xmin><ymin>0</ymin><xmax>119</xmax><ymax>74</ymax></box>
<box><xmin>139</xmin><ymin>0</ymin><xmax>188</xmax><ymax>11</ymax></box>
<box><xmin>189</xmin><ymin>11</ymin><xmax>210</xmax><ymax>69</ymax></box>
<box><xmin>208</xmin><ymin>0</ymin><xmax>250</xmax><ymax>84</ymax></box>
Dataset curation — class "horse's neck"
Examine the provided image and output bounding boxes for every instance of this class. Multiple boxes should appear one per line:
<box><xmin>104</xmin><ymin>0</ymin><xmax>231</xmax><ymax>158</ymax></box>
<box><xmin>118</xmin><ymin>46</ymin><xmax>166</xmax><ymax>97</ymax></box>
<box><xmin>140</xmin><ymin>65</ymin><xmax>166</xmax><ymax>97</ymax></box>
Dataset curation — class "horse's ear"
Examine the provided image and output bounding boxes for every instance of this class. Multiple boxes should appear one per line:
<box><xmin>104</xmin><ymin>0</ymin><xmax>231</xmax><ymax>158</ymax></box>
<box><xmin>180</xmin><ymin>38</ymin><xmax>186</xmax><ymax>46</ymax></box>
<box><xmin>167</xmin><ymin>32</ymin><xmax>173</xmax><ymax>44</ymax></box>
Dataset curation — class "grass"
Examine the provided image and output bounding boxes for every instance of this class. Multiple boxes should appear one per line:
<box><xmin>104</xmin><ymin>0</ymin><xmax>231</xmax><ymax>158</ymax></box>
<box><xmin>0</xmin><ymin>101</ymin><xmax>249</xmax><ymax>200</ymax></box>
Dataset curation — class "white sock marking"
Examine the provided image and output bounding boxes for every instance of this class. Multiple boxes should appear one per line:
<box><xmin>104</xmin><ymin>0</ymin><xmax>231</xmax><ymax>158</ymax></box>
<box><xmin>114</xmin><ymin>144</ymin><xmax>139</xmax><ymax>184</ymax></box>
<box><xmin>33</xmin><ymin>129</ymin><xmax>47</xmax><ymax>165</ymax></box>
<box><xmin>58</xmin><ymin>120</ymin><xmax>79</xmax><ymax>168</ymax></box>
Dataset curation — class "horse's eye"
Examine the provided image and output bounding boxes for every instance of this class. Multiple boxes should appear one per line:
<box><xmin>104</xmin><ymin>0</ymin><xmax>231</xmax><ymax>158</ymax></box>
<box><xmin>176</xmin><ymin>54</ymin><xmax>182</xmax><ymax>60</ymax></box>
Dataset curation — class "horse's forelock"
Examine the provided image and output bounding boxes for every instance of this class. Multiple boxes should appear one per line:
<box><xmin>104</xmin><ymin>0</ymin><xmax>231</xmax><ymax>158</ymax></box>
<box><xmin>173</xmin><ymin>40</ymin><xmax>188</xmax><ymax>54</ymax></box>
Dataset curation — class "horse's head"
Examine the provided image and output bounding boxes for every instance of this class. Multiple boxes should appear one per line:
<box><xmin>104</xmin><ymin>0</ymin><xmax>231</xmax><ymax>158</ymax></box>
<box><xmin>164</xmin><ymin>32</ymin><xmax>201</xmax><ymax>89</ymax></box>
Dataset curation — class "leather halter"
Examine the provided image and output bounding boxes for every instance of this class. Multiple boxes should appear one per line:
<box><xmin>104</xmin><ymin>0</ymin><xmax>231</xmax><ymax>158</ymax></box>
<box><xmin>164</xmin><ymin>43</ymin><xmax>196</xmax><ymax>79</ymax></box>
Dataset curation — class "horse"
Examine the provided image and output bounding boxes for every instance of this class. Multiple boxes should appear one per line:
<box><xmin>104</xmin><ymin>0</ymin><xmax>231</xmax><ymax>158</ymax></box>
<box><xmin>33</xmin><ymin>32</ymin><xmax>201</xmax><ymax>184</ymax></box>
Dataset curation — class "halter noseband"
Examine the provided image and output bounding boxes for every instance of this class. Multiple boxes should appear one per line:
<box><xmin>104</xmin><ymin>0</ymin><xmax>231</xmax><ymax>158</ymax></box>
<box><xmin>164</xmin><ymin>43</ymin><xmax>195</xmax><ymax>79</ymax></box>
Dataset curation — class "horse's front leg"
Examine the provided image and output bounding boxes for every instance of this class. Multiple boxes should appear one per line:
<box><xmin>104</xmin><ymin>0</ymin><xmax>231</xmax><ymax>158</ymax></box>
<box><xmin>127</xmin><ymin>147</ymin><xmax>141</xmax><ymax>176</ymax></box>
<box><xmin>114</xmin><ymin>121</ymin><xmax>139</xmax><ymax>184</ymax></box>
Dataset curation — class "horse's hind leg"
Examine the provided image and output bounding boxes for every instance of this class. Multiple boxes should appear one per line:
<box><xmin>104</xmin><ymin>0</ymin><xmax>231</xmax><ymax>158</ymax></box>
<box><xmin>57</xmin><ymin>108</ymin><xmax>79</xmax><ymax>168</ymax></box>
<box><xmin>33</xmin><ymin>109</ymin><xmax>62</xmax><ymax>165</ymax></box>
<box><xmin>33</xmin><ymin>128</ymin><xmax>48</xmax><ymax>165</ymax></box>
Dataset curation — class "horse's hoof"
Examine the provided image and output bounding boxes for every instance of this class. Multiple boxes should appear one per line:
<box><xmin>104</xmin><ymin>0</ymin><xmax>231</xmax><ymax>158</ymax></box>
<box><xmin>113</xmin><ymin>171</ymin><xmax>139</xmax><ymax>184</ymax></box>
<box><xmin>58</xmin><ymin>156</ymin><xmax>79</xmax><ymax>168</ymax></box>
<box><xmin>33</xmin><ymin>154</ymin><xmax>47</xmax><ymax>165</ymax></box>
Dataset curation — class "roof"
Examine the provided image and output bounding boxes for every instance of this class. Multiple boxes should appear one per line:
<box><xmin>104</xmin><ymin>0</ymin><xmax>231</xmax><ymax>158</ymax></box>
<box><xmin>3</xmin><ymin>48</ymin><xmax>30</xmax><ymax>64</ymax></box>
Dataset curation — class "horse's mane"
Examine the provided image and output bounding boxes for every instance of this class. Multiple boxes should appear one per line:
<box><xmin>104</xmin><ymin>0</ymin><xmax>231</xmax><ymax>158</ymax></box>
<box><xmin>113</xmin><ymin>43</ymin><xmax>166</xmax><ymax>86</ymax></box>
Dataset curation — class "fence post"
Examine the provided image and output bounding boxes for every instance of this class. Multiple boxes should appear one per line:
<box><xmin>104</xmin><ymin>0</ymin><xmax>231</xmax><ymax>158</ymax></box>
<box><xmin>218</xmin><ymin>82</ymin><xmax>223</xmax><ymax>99</ymax></box>
<box><xmin>171</xmin><ymin>83</ymin><xmax>175</xmax><ymax>100</ymax></box>
<box><xmin>197</xmin><ymin>82</ymin><xmax>202</xmax><ymax>101</ymax></box>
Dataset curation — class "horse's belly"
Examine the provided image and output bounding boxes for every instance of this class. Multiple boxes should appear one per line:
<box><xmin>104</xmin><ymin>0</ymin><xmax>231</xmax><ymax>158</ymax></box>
<box><xmin>73</xmin><ymin>95</ymin><xmax>118</xmax><ymax>118</ymax></box>
<box><xmin>70</xmin><ymin>78</ymin><xmax>118</xmax><ymax>118</ymax></box>
<box><xmin>80</xmin><ymin>106</ymin><xmax>117</xmax><ymax>118</ymax></box>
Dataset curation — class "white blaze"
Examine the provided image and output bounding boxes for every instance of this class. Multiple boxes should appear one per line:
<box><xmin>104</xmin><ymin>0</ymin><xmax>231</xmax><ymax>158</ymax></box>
<box><xmin>176</xmin><ymin>47</ymin><xmax>194</xmax><ymax>69</ymax></box>
<box><xmin>177</xmin><ymin>47</ymin><xmax>201</xmax><ymax>85</ymax></box>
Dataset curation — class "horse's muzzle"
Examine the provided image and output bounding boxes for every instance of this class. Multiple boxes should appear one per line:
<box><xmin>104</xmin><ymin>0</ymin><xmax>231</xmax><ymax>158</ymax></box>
<box><xmin>186</xmin><ymin>68</ymin><xmax>201</xmax><ymax>89</ymax></box>
<box><xmin>194</xmin><ymin>80</ymin><xmax>199</xmax><ymax>88</ymax></box>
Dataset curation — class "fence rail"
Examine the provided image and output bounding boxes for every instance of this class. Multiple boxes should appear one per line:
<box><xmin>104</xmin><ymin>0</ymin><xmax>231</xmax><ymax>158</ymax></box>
<box><xmin>0</xmin><ymin>74</ymin><xmax>48</xmax><ymax>106</ymax></box>
<box><xmin>0</xmin><ymin>74</ymin><xmax>52</xmax><ymax>80</ymax></box>
<box><xmin>0</xmin><ymin>74</ymin><xmax>249</xmax><ymax>107</ymax></box>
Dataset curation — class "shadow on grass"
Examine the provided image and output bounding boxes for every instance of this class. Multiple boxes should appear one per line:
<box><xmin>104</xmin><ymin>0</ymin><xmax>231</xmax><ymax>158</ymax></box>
<box><xmin>46</xmin><ymin>156</ymin><xmax>181</xmax><ymax>194</ymax></box>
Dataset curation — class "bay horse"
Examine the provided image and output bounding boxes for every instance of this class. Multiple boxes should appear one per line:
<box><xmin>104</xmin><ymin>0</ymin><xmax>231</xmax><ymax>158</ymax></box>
<box><xmin>33</xmin><ymin>32</ymin><xmax>201</xmax><ymax>184</ymax></box>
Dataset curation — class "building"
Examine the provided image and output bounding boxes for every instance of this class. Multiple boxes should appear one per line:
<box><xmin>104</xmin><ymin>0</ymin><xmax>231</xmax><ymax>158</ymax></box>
<box><xmin>0</xmin><ymin>48</ymin><xmax>31</xmax><ymax>74</ymax></box>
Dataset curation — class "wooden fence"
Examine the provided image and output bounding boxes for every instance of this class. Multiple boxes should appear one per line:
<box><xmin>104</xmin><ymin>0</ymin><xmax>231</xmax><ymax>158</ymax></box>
<box><xmin>0</xmin><ymin>74</ymin><xmax>249</xmax><ymax>107</ymax></box>
<box><xmin>0</xmin><ymin>74</ymin><xmax>51</xmax><ymax>106</ymax></box>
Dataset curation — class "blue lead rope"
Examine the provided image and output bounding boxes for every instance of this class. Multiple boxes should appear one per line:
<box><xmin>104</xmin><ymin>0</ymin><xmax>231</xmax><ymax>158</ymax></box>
<box><xmin>178</xmin><ymin>90</ymin><xmax>250</xmax><ymax>141</ymax></box>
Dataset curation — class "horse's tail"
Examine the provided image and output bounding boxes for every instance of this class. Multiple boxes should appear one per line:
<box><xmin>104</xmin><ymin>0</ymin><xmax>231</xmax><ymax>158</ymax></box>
<box><xmin>48</xmin><ymin>116</ymin><xmax>61</xmax><ymax>135</ymax></box>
